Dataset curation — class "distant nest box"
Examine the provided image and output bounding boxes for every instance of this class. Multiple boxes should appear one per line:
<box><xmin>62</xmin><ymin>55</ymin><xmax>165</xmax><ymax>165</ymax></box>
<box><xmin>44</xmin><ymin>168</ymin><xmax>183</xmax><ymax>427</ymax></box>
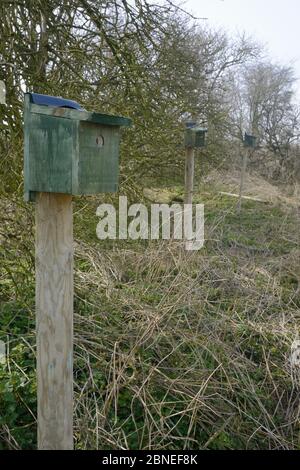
<box><xmin>24</xmin><ymin>93</ymin><xmax>132</xmax><ymax>202</ymax></box>
<box><xmin>244</xmin><ymin>132</ymin><xmax>257</xmax><ymax>149</ymax></box>
<box><xmin>184</xmin><ymin>121</ymin><xmax>207</xmax><ymax>149</ymax></box>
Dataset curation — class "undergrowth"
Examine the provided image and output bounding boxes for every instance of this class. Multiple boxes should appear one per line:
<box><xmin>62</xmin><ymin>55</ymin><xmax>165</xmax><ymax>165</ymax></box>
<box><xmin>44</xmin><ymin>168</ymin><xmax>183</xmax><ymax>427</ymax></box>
<box><xmin>0</xmin><ymin>188</ymin><xmax>299</xmax><ymax>449</ymax></box>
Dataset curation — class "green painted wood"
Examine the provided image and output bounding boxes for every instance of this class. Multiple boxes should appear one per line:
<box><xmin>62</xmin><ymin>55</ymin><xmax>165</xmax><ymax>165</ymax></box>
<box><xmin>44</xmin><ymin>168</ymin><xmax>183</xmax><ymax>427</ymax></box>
<box><xmin>24</xmin><ymin>96</ymin><xmax>131</xmax><ymax>200</ymax></box>
<box><xmin>184</xmin><ymin>128</ymin><xmax>206</xmax><ymax>149</ymax></box>
<box><xmin>24</xmin><ymin>94</ymin><xmax>31</xmax><ymax>201</ymax></box>
<box><xmin>29</xmin><ymin>103</ymin><xmax>132</xmax><ymax>127</ymax></box>
<box><xmin>75</xmin><ymin>122</ymin><xmax>119</xmax><ymax>194</ymax></box>
<box><xmin>28</xmin><ymin>113</ymin><xmax>75</xmax><ymax>194</ymax></box>
<box><xmin>244</xmin><ymin>133</ymin><xmax>257</xmax><ymax>148</ymax></box>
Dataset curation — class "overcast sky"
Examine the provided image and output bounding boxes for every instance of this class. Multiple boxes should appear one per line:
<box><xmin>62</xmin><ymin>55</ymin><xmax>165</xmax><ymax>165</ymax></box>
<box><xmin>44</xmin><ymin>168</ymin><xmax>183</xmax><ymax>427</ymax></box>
<box><xmin>183</xmin><ymin>0</ymin><xmax>300</xmax><ymax>98</ymax></box>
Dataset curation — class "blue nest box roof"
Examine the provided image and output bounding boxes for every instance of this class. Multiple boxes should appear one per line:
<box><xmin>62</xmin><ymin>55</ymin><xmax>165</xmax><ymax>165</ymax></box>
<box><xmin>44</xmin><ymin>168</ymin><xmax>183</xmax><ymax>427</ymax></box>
<box><xmin>28</xmin><ymin>92</ymin><xmax>83</xmax><ymax>110</ymax></box>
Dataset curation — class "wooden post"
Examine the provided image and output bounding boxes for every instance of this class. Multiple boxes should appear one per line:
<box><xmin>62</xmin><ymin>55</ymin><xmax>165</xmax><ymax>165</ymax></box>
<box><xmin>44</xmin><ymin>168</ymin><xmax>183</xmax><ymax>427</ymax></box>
<box><xmin>0</xmin><ymin>80</ymin><xmax>6</xmax><ymax>105</ymax></box>
<box><xmin>237</xmin><ymin>147</ymin><xmax>249</xmax><ymax>214</ymax></box>
<box><xmin>184</xmin><ymin>147</ymin><xmax>195</xmax><ymax>205</ymax></box>
<box><xmin>35</xmin><ymin>192</ymin><xmax>73</xmax><ymax>450</ymax></box>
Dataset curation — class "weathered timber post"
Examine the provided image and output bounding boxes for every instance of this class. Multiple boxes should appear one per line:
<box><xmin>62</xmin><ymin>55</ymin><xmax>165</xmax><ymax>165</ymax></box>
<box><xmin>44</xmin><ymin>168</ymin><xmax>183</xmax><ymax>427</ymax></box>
<box><xmin>184</xmin><ymin>122</ymin><xmax>207</xmax><ymax>205</ymax></box>
<box><xmin>237</xmin><ymin>147</ymin><xmax>248</xmax><ymax>214</ymax></box>
<box><xmin>24</xmin><ymin>92</ymin><xmax>131</xmax><ymax>450</ymax></box>
<box><xmin>184</xmin><ymin>146</ymin><xmax>195</xmax><ymax>205</ymax></box>
<box><xmin>36</xmin><ymin>192</ymin><xmax>73</xmax><ymax>449</ymax></box>
<box><xmin>238</xmin><ymin>133</ymin><xmax>257</xmax><ymax>214</ymax></box>
<box><xmin>0</xmin><ymin>81</ymin><xmax>6</xmax><ymax>105</ymax></box>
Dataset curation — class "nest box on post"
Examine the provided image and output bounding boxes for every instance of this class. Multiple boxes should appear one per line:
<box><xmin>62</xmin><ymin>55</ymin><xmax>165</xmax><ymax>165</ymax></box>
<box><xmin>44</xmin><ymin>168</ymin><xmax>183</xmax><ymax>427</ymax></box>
<box><xmin>24</xmin><ymin>93</ymin><xmax>132</xmax><ymax>449</ymax></box>
<box><xmin>24</xmin><ymin>92</ymin><xmax>131</xmax><ymax>201</ymax></box>
<box><xmin>244</xmin><ymin>132</ymin><xmax>257</xmax><ymax>149</ymax></box>
<box><xmin>184</xmin><ymin>121</ymin><xmax>207</xmax><ymax>149</ymax></box>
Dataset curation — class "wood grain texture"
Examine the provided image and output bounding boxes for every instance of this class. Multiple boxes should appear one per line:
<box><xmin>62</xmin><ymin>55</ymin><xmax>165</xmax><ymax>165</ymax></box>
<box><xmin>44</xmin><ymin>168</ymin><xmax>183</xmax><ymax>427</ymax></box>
<box><xmin>24</xmin><ymin>103</ymin><xmax>120</xmax><ymax>198</ymax></box>
<box><xmin>28</xmin><ymin>113</ymin><xmax>75</xmax><ymax>194</ymax></box>
<box><xmin>237</xmin><ymin>148</ymin><xmax>249</xmax><ymax>214</ymax></box>
<box><xmin>184</xmin><ymin>147</ymin><xmax>195</xmax><ymax>205</ymax></box>
<box><xmin>77</xmin><ymin>121</ymin><xmax>119</xmax><ymax>194</ymax></box>
<box><xmin>30</xmin><ymin>102</ymin><xmax>132</xmax><ymax>127</ymax></box>
<box><xmin>35</xmin><ymin>193</ymin><xmax>73</xmax><ymax>450</ymax></box>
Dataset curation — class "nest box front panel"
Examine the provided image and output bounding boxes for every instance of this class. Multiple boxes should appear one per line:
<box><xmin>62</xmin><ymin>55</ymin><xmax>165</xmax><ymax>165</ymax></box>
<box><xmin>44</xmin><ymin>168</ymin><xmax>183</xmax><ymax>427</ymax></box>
<box><xmin>76</xmin><ymin>122</ymin><xmax>120</xmax><ymax>194</ymax></box>
<box><xmin>26</xmin><ymin>113</ymin><xmax>75</xmax><ymax>195</ymax></box>
<box><xmin>194</xmin><ymin>131</ymin><xmax>205</xmax><ymax>148</ymax></box>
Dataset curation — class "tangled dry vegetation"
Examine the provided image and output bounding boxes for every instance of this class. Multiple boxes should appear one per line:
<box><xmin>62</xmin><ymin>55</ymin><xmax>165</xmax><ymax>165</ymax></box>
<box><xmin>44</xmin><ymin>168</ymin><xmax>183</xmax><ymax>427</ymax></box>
<box><xmin>0</xmin><ymin>177</ymin><xmax>299</xmax><ymax>449</ymax></box>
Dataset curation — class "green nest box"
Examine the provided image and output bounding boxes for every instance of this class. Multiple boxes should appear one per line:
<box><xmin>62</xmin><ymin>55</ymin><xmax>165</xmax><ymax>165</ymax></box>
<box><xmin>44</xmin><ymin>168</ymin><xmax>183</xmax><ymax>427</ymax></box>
<box><xmin>24</xmin><ymin>93</ymin><xmax>131</xmax><ymax>201</ymax></box>
<box><xmin>244</xmin><ymin>132</ymin><xmax>257</xmax><ymax>149</ymax></box>
<box><xmin>184</xmin><ymin>122</ymin><xmax>207</xmax><ymax>148</ymax></box>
